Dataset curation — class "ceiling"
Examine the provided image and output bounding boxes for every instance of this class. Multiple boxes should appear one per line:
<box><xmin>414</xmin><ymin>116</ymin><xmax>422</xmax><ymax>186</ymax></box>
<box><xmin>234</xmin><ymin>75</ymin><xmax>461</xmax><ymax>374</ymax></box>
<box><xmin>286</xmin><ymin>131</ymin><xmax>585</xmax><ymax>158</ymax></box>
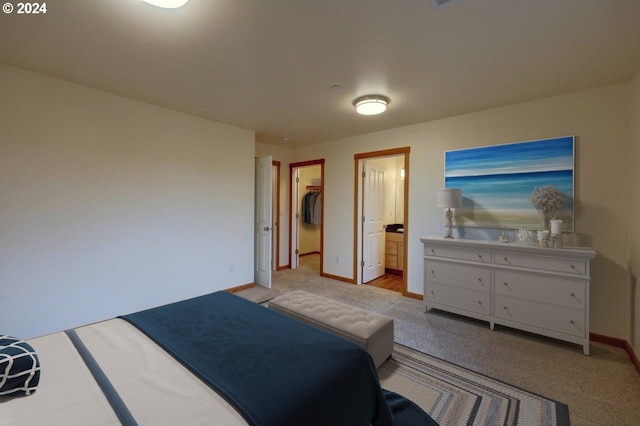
<box><xmin>1</xmin><ymin>0</ymin><xmax>640</xmax><ymax>147</ymax></box>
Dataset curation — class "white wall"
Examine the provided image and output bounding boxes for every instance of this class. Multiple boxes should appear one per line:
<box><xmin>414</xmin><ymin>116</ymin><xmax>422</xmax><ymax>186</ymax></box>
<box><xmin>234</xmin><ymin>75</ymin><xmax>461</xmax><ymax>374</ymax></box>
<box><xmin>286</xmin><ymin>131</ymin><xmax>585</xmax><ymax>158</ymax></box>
<box><xmin>395</xmin><ymin>156</ymin><xmax>405</xmax><ymax>224</ymax></box>
<box><xmin>630</xmin><ymin>70</ymin><xmax>640</xmax><ymax>355</ymax></box>
<box><xmin>291</xmin><ymin>82</ymin><xmax>632</xmax><ymax>340</ymax></box>
<box><xmin>0</xmin><ymin>64</ymin><xmax>255</xmax><ymax>339</ymax></box>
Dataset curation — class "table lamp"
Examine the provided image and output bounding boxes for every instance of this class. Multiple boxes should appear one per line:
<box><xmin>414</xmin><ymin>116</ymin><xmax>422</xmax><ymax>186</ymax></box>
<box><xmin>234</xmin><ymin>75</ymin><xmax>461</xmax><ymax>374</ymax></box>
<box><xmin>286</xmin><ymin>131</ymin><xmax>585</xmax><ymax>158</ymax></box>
<box><xmin>437</xmin><ymin>188</ymin><xmax>461</xmax><ymax>238</ymax></box>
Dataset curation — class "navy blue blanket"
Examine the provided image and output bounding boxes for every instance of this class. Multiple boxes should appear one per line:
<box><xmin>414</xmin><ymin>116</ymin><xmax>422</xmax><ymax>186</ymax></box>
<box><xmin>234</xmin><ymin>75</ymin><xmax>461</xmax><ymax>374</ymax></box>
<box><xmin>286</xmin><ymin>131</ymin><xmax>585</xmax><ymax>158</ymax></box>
<box><xmin>121</xmin><ymin>291</ymin><xmax>394</xmax><ymax>426</ymax></box>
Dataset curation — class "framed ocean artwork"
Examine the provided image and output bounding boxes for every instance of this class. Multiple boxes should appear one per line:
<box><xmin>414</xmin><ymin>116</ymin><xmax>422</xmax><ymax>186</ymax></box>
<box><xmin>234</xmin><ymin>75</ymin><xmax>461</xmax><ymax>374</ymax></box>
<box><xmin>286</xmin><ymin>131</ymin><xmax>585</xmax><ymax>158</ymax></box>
<box><xmin>444</xmin><ymin>136</ymin><xmax>574</xmax><ymax>231</ymax></box>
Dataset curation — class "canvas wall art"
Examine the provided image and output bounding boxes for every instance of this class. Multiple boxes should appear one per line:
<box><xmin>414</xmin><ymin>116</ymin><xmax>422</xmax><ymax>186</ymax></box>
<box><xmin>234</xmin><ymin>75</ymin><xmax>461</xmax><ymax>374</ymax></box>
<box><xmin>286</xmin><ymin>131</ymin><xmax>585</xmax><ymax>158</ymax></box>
<box><xmin>445</xmin><ymin>136</ymin><xmax>574</xmax><ymax>231</ymax></box>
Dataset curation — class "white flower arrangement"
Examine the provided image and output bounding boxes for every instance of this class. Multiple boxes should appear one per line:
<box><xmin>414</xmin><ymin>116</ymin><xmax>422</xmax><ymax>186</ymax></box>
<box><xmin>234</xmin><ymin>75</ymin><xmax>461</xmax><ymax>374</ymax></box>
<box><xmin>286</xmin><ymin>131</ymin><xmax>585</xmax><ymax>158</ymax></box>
<box><xmin>530</xmin><ymin>185</ymin><xmax>568</xmax><ymax>228</ymax></box>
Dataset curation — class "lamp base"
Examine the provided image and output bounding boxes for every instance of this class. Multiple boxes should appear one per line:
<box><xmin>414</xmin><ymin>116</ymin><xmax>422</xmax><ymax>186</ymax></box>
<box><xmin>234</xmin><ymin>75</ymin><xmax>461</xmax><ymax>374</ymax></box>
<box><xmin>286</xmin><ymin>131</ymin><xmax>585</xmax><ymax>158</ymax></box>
<box><xmin>443</xmin><ymin>208</ymin><xmax>455</xmax><ymax>238</ymax></box>
<box><xmin>444</xmin><ymin>225</ymin><xmax>454</xmax><ymax>239</ymax></box>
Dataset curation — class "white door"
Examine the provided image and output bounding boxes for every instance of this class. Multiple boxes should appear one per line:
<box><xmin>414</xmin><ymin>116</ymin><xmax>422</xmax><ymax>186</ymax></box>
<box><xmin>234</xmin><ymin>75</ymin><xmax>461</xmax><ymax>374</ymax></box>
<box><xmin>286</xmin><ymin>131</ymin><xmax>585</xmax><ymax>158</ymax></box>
<box><xmin>255</xmin><ymin>156</ymin><xmax>272</xmax><ymax>288</ymax></box>
<box><xmin>362</xmin><ymin>161</ymin><xmax>386</xmax><ymax>283</ymax></box>
<box><xmin>290</xmin><ymin>168</ymin><xmax>300</xmax><ymax>269</ymax></box>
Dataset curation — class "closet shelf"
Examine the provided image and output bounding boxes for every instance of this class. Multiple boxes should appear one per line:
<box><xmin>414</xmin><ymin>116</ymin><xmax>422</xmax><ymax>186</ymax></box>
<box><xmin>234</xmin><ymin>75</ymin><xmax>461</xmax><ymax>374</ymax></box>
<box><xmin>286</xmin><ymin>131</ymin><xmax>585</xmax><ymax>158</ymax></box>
<box><xmin>306</xmin><ymin>185</ymin><xmax>322</xmax><ymax>190</ymax></box>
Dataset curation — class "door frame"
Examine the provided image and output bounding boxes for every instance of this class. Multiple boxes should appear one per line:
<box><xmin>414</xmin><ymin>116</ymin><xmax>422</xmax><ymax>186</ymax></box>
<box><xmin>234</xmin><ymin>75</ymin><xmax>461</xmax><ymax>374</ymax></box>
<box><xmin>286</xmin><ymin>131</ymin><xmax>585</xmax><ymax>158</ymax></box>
<box><xmin>289</xmin><ymin>159</ymin><xmax>325</xmax><ymax>274</ymax></box>
<box><xmin>354</xmin><ymin>147</ymin><xmax>410</xmax><ymax>295</ymax></box>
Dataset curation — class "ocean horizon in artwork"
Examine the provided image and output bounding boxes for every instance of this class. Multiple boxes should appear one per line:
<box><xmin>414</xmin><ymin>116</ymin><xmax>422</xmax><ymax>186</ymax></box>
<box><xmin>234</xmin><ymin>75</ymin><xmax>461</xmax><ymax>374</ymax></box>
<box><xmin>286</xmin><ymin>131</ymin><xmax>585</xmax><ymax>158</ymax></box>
<box><xmin>445</xmin><ymin>136</ymin><xmax>574</xmax><ymax>231</ymax></box>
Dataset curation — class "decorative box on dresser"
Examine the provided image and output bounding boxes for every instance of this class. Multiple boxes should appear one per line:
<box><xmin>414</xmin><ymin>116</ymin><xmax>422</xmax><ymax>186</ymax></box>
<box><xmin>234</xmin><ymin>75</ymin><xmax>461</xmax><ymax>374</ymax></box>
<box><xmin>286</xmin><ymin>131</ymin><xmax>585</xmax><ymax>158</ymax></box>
<box><xmin>421</xmin><ymin>236</ymin><xmax>597</xmax><ymax>355</ymax></box>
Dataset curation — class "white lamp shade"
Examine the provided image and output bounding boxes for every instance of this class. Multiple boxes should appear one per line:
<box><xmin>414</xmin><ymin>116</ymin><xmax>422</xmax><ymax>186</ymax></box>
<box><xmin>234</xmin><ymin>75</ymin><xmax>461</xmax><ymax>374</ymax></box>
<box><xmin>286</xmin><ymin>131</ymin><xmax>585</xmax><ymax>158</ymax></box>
<box><xmin>437</xmin><ymin>188</ymin><xmax>461</xmax><ymax>208</ymax></box>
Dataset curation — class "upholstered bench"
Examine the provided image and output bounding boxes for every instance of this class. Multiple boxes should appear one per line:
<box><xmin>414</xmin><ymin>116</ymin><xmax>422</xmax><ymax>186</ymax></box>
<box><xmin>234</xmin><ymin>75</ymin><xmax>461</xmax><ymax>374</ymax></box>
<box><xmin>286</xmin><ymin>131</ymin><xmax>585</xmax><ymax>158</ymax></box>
<box><xmin>268</xmin><ymin>290</ymin><xmax>394</xmax><ymax>367</ymax></box>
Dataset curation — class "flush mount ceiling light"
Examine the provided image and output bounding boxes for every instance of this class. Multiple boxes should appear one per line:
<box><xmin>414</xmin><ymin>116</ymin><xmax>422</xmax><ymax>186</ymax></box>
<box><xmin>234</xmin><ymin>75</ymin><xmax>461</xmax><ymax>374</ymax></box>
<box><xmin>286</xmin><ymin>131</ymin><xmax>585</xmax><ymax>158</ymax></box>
<box><xmin>352</xmin><ymin>95</ymin><xmax>390</xmax><ymax>116</ymax></box>
<box><xmin>142</xmin><ymin>0</ymin><xmax>189</xmax><ymax>8</ymax></box>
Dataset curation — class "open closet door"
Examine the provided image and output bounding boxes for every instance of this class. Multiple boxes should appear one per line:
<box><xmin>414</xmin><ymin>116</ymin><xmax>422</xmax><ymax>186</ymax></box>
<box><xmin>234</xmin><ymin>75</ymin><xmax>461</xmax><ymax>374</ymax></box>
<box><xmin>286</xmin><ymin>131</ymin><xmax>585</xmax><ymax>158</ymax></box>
<box><xmin>290</xmin><ymin>168</ymin><xmax>300</xmax><ymax>269</ymax></box>
<box><xmin>255</xmin><ymin>156</ymin><xmax>272</xmax><ymax>288</ymax></box>
<box><xmin>362</xmin><ymin>161</ymin><xmax>385</xmax><ymax>283</ymax></box>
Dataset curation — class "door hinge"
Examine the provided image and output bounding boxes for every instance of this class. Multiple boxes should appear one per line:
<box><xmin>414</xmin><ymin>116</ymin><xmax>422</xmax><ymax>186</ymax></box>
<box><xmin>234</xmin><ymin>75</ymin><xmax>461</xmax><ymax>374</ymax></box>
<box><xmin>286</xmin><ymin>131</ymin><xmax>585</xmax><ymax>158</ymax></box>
<box><xmin>296</xmin><ymin>177</ymin><xmax>300</xmax><ymax>183</ymax></box>
<box><xmin>295</xmin><ymin>249</ymin><xmax>299</xmax><ymax>254</ymax></box>
<box><xmin>362</xmin><ymin>171</ymin><xmax>366</xmax><ymax>178</ymax></box>
<box><xmin>361</xmin><ymin>260</ymin><xmax>365</xmax><ymax>267</ymax></box>
<box><xmin>295</xmin><ymin>213</ymin><xmax>299</xmax><ymax>219</ymax></box>
<box><xmin>361</xmin><ymin>216</ymin><xmax>365</xmax><ymax>223</ymax></box>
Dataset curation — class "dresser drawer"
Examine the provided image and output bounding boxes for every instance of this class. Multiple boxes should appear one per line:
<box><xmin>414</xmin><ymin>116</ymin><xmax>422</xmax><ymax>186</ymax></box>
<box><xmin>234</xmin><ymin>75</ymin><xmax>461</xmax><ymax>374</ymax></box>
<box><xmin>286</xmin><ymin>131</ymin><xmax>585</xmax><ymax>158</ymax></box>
<box><xmin>426</xmin><ymin>282</ymin><xmax>490</xmax><ymax>315</ymax></box>
<box><xmin>494</xmin><ymin>270</ymin><xmax>586</xmax><ymax>309</ymax></box>
<box><xmin>494</xmin><ymin>251</ymin><xmax>587</xmax><ymax>275</ymax></box>
<box><xmin>425</xmin><ymin>245</ymin><xmax>491</xmax><ymax>264</ymax></box>
<box><xmin>425</xmin><ymin>260</ymin><xmax>490</xmax><ymax>291</ymax></box>
<box><xmin>386</xmin><ymin>232</ymin><xmax>404</xmax><ymax>243</ymax></box>
<box><xmin>494</xmin><ymin>295</ymin><xmax>586</xmax><ymax>337</ymax></box>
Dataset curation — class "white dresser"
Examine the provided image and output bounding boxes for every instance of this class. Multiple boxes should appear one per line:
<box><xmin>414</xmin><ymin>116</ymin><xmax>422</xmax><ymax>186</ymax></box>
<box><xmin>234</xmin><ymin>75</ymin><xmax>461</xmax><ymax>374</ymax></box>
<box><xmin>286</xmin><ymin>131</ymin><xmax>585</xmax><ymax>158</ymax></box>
<box><xmin>421</xmin><ymin>236</ymin><xmax>596</xmax><ymax>354</ymax></box>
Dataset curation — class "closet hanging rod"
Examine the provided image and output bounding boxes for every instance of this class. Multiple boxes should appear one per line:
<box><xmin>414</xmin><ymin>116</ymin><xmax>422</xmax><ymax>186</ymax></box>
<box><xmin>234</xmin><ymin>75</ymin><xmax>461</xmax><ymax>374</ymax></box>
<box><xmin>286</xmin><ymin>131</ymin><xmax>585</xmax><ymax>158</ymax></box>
<box><xmin>306</xmin><ymin>185</ymin><xmax>322</xmax><ymax>190</ymax></box>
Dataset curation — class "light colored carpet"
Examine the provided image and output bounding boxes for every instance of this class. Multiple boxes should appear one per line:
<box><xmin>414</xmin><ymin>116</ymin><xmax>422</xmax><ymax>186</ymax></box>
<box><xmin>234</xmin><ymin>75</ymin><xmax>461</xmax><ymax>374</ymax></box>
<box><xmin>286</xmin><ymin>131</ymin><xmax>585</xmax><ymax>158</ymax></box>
<box><xmin>235</xmin><ymin>287</ymin><xmax>569</xmax><ymax>425</ymax></box>
<box><xmin>237</xmin><ymin>287</ymin><xmax>569</xmax><ymax>425</ymax></box>
<box><xmin>238</xmin><ymin>254</ymin><xmax>640</xmax><ymax>425</ymax></box>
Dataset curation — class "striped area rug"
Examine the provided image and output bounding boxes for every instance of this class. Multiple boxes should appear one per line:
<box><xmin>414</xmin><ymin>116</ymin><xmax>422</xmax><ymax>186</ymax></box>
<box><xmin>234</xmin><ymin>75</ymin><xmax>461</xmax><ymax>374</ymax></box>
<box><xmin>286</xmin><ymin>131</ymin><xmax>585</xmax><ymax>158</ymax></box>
<box><xmin>379</xmin><ymin>344</ymin><xmax>570</xmax><ymax>425</ymax></box>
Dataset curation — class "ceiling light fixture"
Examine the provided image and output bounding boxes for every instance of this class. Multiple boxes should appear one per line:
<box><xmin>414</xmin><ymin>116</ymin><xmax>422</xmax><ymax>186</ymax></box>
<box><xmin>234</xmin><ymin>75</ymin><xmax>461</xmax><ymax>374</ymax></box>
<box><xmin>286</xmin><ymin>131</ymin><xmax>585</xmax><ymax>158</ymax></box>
<box><xmin>142</xmin><ymin>0</ymin><xmax>189</xmax><ymax>9</ymax></box>
<box><xmin>352</xmin><ymin>95</ymin><xmax>390</xmax><ymax>116</ymax></box>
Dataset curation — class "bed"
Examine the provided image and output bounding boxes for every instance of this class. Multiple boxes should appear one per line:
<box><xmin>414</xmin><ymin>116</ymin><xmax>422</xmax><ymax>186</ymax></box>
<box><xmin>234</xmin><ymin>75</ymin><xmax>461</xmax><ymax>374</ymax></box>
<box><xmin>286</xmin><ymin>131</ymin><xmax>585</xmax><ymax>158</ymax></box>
<box><xmin>0</xmin><ymin>291</ymin><xmax>435</xmax><ymax>426</ymax></box>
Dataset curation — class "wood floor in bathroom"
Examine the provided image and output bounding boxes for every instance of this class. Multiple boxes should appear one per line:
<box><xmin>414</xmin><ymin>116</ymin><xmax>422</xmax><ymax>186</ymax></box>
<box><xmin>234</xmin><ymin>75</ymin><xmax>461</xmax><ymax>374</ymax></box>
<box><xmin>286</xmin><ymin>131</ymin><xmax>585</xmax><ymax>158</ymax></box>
<box><xmin>367</xmin><ymin>272</ymin><xmax>403</xmax><ymax>293</ymax></box>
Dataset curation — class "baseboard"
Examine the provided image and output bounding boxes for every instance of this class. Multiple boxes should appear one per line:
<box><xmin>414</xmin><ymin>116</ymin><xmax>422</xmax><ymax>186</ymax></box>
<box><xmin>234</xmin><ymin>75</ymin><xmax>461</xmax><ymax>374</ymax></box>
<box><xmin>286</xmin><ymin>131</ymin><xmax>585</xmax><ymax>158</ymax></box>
<box><xmin>625</xmin><ymin>341</ymin><xmax>640</xmax><ymax>375</ymax></box>
<box><xmin>590</xmin><ymin>333</ymin><xmax>640</xmax><ymax>375</ymax></box>
<box><xmin>404</xmin><ymin>291</ymin><xmax>423</xmax><ymax>301</ymax></box>
<box><xmin>276</xmin><ymin>265</ymin><xmax>290</xmax><ymax>271</ymax></box>
<box><xmin>320</xmin><ymin>272</ymin><xmax>356</xmax><ymax>284</ymax></box>
<box><xmin>226</xmin><ymin>283</ymin><xmax>255</xmax><ymax>293</ymax></box>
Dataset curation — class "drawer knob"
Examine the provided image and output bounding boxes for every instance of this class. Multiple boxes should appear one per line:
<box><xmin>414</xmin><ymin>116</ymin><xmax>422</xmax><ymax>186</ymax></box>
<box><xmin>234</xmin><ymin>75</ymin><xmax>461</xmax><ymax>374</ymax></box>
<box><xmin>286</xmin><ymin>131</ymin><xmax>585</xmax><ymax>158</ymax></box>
<box><xmin>503</xmin><ymin>306</ymin><xmax>508</xmax><ymax>310</ymax></box>
<box><xmin>504</xmin><ymin>257</ymin><xmax>508</xmax><ymax>262</ymax></box>
<box><xmin>570</xmin><ymin>265</ymin><xmax>576</xmax><ymax>270</ymax></box>
<box><xmin>570</xmin><ymin>320</ymin><xmax>575</xmax><ymax>325</ymax></box>
<box><xmin>570</xmin><ymin>292</ymin><xmax>575</xmax><ymax>297</ymax></box>
<box><xmin>431</xmin><ymin>249</ymin><xmax>435</xmax><ymax>254</ymax></box>
<box><xmin>503</xmin><ymin>282</ymin><xmax>508</xmax><ymax>286</ymax></box>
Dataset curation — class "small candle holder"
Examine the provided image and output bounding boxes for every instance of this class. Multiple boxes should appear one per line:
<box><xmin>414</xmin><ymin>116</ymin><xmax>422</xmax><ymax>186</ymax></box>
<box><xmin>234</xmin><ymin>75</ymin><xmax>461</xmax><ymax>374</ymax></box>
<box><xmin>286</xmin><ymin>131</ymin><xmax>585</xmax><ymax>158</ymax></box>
<box><xmin>537</xmin><ymin>230</ymin><xmax>549</xmax><ymax>248</ymax></box>
<box><xmin>550</xmin><ymin>233</ymin><xmax>563</xmax><ymax>249</ymax></box>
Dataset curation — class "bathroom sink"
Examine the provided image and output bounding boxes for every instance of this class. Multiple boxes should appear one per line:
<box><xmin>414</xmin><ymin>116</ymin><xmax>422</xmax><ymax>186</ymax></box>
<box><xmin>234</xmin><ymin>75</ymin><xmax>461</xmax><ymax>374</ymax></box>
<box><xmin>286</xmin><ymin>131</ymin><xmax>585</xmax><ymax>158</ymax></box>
<box><xmin>385</xmin><ymin>224</ymin><xmax>404</xmax><ymax>233</ymax></box>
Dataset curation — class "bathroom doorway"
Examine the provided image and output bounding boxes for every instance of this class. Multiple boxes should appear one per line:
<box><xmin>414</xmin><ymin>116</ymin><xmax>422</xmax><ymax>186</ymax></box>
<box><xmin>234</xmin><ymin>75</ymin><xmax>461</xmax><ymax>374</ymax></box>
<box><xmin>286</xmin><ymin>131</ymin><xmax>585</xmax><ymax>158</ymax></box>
<box><xmin>354</xmin><ymin>148</ymin><xmax>409</xmax><ymax>295</ymax></box>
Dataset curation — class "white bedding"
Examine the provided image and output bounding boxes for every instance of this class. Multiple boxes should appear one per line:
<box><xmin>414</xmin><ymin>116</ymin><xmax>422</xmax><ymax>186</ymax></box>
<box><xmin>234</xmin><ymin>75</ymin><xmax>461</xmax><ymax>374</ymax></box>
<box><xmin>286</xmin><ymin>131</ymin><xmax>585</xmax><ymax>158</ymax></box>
<box><xmin>0</xmin><ymin>319</ymin><xmax>247</xmax><ymax>426</ymax></box>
